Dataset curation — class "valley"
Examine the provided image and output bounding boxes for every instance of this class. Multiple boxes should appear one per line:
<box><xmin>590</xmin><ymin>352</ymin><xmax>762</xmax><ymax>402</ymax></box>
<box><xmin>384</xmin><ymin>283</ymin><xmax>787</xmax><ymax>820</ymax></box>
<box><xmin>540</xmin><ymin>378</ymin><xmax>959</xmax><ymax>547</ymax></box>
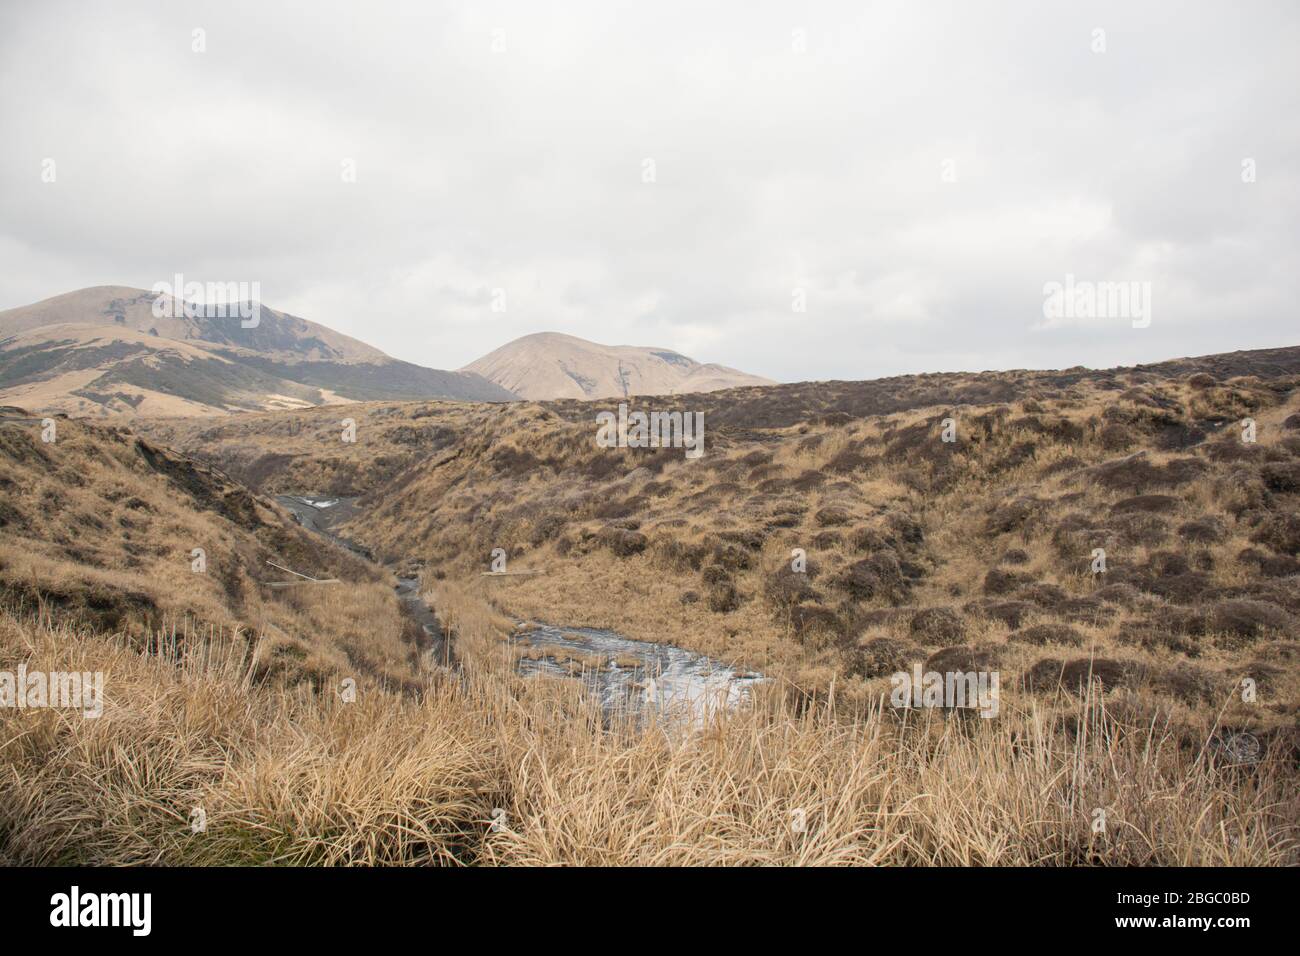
<box><xmin>1</xmin><ymin>343</ymin><xmax>1298</xmax><ymax>865</ymax></box>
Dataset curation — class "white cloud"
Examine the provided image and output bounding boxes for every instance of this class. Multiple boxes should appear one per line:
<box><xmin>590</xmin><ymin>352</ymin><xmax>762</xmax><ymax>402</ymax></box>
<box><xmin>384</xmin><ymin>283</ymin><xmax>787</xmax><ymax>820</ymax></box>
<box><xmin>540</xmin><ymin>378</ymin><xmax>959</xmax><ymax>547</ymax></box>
<box><xmin>1</xmin><ymin>0</ymin><xmax>1296</xmax><ymax>381</ymax></box>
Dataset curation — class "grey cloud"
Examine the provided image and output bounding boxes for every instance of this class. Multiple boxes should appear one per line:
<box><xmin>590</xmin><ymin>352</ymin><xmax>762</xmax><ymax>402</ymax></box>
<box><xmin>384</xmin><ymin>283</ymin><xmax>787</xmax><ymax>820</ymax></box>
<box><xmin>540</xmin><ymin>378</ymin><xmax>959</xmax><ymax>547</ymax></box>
<box><xmin>1</xmin><ymin>0</ymin><xmax>1296</xmax><ymax>380</ymax></box>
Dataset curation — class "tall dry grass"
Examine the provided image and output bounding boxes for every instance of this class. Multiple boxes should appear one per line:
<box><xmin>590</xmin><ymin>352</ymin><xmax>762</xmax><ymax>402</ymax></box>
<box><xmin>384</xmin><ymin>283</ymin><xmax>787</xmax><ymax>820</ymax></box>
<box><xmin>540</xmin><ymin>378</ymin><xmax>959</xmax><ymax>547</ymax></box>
<box><xmin>1</xmin><ymin>605</ymin><xmax>1294</xmax><ymax>866</ymax></box>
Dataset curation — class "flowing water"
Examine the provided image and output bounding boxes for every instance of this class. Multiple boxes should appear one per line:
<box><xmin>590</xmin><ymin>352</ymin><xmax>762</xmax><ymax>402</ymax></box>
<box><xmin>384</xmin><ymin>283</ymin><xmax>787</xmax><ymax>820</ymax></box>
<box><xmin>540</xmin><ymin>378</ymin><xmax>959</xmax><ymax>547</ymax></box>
<box><xmin>276</xmin><ymin>493</ymin><xmax>765</xmax><ymax>724</ymax></box>
<box><xmin>513</xmin><ymin>623</ymin><xmax>766</xmax><ymax>726</ymax></box>
<box><xmin>274</xmin><ymin>495</ymin><xmax>371</xmax><ymax>558</ymax></box>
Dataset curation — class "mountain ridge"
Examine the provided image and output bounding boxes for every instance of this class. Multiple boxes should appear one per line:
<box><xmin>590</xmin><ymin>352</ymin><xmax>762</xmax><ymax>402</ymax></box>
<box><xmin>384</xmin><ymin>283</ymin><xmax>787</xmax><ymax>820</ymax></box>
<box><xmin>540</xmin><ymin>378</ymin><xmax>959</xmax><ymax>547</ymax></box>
<box><xmin>0</xmin><ymin>286</ymin><xmax>517</xmax><ymax>416</ymax></box>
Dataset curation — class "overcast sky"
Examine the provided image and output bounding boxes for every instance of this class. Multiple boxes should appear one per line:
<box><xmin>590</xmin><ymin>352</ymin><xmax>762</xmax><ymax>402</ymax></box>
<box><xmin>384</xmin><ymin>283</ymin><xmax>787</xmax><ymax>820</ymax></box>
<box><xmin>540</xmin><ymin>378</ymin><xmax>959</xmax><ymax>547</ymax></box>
<box><xmin>1</xmin><ymin>0</ymin><xmax>1296</xmax><ymax>382</ymax></box>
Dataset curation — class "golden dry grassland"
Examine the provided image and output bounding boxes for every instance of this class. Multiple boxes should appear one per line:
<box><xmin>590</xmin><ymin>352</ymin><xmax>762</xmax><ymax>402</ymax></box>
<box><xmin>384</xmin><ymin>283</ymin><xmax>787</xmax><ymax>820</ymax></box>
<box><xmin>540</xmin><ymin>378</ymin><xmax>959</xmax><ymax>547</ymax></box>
<box><xmin>3</xmin><ymin>352</ymin><xmax>1298</xmax><ymax>865</ymax></box>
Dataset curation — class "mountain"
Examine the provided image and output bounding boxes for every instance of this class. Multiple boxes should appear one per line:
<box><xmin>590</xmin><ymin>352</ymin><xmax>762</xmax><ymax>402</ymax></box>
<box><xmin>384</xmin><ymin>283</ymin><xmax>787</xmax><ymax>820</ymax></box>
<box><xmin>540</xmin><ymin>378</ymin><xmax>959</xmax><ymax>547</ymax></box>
<box><xmin>463</xmin><ymin>331</ymin><xmax>776</xmax><ymax>400</ymax></box>
<box><xmin>0</xmin><ymin>286</ymin><xmax>517</xmax><ymax>417</ymax></box>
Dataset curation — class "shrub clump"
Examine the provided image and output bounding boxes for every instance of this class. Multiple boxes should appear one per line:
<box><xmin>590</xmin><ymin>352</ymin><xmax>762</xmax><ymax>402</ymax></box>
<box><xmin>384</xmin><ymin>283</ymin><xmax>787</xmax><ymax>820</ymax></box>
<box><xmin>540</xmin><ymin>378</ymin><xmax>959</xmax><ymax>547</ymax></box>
<box><xmin>851</xmin><ymin>637</ymin><xmax>917</xmax><ymax>678</ymax></box>
<box><xmin>908</xmin><ymin>607</ymin><xmax>966</xmax><ymax>646</ymax></box>
<box><xmin>1009</xmin><ymin>623</ymin><xmax>1085</xmax><ymax>647</ymax></box>
<box><xmin>597</xmin><ymin>526</ymin><xmax>648</xmax><ymax>557</ymax></box>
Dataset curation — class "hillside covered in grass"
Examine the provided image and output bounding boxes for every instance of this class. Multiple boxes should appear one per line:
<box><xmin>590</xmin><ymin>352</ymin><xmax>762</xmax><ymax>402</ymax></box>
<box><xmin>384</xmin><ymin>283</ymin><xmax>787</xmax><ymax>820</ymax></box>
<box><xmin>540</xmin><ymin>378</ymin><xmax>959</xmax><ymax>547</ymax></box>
<box><xmin>0</xmin><ymin>410</ymin><xmax>424</xmax><ymax>690</ymax></box>
<box><xmin>139</xmin><ymin>347</ymin><xmax>1300</xmax><ymax>738</ymax></box>
<box><xmin>3</xmin><ymin>346</ymin><xmax>1296</xmax><ymax>865</ymax></box>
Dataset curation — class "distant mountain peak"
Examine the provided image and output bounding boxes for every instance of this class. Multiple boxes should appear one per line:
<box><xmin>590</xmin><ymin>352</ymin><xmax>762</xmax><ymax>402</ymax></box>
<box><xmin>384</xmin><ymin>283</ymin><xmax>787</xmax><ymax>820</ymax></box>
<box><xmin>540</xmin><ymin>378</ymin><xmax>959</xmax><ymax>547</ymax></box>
<box><xmin>0</xmin><ymin>286</ymin><xmax>516</xmax><ymax>417</ymax></box>
<box><xmin>464</xmin><ymin>332</ymin><xmax>775</xmax><ymax>400</ymax></box>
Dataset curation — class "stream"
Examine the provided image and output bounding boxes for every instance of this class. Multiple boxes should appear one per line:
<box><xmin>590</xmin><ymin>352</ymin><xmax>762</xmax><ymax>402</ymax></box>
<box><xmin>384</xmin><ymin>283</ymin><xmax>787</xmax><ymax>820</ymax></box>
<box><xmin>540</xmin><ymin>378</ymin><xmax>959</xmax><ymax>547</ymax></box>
<box><xmin>514</xmin><ymin>623</ymin><xmax>766</xmax><ymax>726</ymax></box>
<box><xmin>275</xmin><ymin>495</ymin><xmax>371</xmax><ymax>559</ymax></box>
<box><xmin>276</xmin><ymin>493</ymin><xmax>765</xmax><ymax>724</ymax></box>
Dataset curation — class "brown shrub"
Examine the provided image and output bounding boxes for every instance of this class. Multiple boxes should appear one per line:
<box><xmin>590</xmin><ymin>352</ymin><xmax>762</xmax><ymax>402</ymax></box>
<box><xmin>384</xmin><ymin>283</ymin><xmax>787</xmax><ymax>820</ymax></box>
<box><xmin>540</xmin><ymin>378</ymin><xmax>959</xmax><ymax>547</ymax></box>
<box><xmin>1251</xmin><ymin>513</ymin><xmax>1300</xmax><ymax>555</ymax></box>
<box><xmin>1178</xmin><ymin>516</ymin><xmax>1227</xmax><ymax>543</ymax></box>
<box><xmin>1207</xmin><ymin>599</ymin><xmax>1294</xmax><ymax>647</ymax></box>
<box><xmin>1022</xmin><ymin>657</ymin><xmax>1143</xmax><ymax>695</ymax></box>
<box><xmin>1009</xmin><ymin>624</ymin><xmax>1085</xmax><ymax>647</ymax></box>
<box><xmin>983</xmin><ymin>567</ymin><xmax>1033</xmax><ymax>595</ymax></box>
<box><xmin>835</xmin><ymin>552</ymin><xmax>906</xmax><ymax>601</ymax></box>
<box><xmin>1261</xmin><ymin>462</ymin><xmax>1300</xmax><ymax>492</ymax></box>
<box><xmin>852</xmin><ymin>636</ymin><xmax>917</xmax><ymax>678</ymax></box>
<box><xmin>814</xmin><ymin>505</ymin><xmax>852</xmax><ymax>527</ymax></box>
<box><xmin>597</xmin><ymin>527</ymin><xmax>648</xmax><ymax>557</ymax></box>
<box><xmin>924</xmin><ymin>644</ymin><xmax>1001</xmax><ymax>674</ymax></box>
<box><xmin>1111</xmin><ymin>494</ymin><xmax>1180</xmax><ymax>514</ymax></box>
<box><xmin>908</xmin><ymin>607</ymin><xmax>966</xmax><ymax>646</ymax></box>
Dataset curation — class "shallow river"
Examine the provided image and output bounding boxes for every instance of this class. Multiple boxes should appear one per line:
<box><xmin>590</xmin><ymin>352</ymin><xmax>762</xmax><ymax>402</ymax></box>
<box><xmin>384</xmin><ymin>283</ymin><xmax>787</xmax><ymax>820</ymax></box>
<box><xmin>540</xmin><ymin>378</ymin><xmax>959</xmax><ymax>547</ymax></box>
<box><xmin>514</xmin><ymin>623</ymin><xmax>766</xmax><ymax>725</ymax></box>
<box><xmin>276</xmin><ymin>494</ymin><xmax>765</xmax><ymax>723</ymax></box>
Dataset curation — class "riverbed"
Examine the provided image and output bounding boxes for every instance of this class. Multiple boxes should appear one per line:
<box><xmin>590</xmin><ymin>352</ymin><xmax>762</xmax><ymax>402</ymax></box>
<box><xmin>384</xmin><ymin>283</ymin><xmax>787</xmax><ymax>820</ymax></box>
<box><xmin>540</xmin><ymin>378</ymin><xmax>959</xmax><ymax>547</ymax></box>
<box><xmin>514</xmin><ymin>623</ymin><xmax>766</xmax><ymax>726</ymax></box>
<box><xmin>276</xmin><ymin>493</ymin><xmax>765</xmax><ymax>724</ymax></box>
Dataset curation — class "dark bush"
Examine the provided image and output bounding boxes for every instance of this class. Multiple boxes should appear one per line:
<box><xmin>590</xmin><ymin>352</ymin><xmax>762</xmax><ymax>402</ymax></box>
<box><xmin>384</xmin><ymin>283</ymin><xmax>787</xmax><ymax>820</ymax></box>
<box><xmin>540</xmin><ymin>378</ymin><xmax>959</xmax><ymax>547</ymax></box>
<box><xmin>983</xmin><ymin>567</ymin><xmax>1033</xmax><ymax>595</ymax></box>
<box><xmin>815</xmin><ymin>505</ymin><xmax>852</xmax><ymax>527</ymax></box>
<box><xmin>707</xmin><ymin>582</ymin><xmax>740</xmax><ymax>613</ymax></box>
<box><xmin>1111</xmin><ymin>494</ymin><xmax>1180</xmax><ymax>514</ymax></box>
<box><xmin>852</xmin><ymin>637</ymin><xmax>917</xmax><ymax>678</ymax></box>
<box><xmin>597</xmin><ymin>526</ymin><xmax>648</xmax><ymax>557</ymax></box>
<box><xmin>1178</xmin><ymin>516</ymin><xmax>1227</xmax><ymax>543</ymax></box>
<box><xmin>1022</xmin><ymin>657</ymin><xmax>1142</xmax><ymax>694</ymax></box>
<box><xmin>1207</xmin><ymin>599</ymin><xmax>1293</xmax><ymax>647</ymax></box>
<box><xmin>835</xmin><ymin>552</ymin><xmax>906</xmax><ymax>601</ymax></box>
<box><xmin>908</xmin><ymin>607</ymin><xmax>966</xmax><ymax>646</ymax></box>
<box><xmin>1251</xmin><ymin>513</ymin><xmax>1300</xmax><ymax>555</ymax></box>
<box><xmin>1009</xmin><ymin>624</ymin><xmax>1084</xmax><ymax>647</ymax></box>
<box><xmin>1261</xmin><ymin>462</ymin><xmax>1300</xmax><ymax>492</ymax></box>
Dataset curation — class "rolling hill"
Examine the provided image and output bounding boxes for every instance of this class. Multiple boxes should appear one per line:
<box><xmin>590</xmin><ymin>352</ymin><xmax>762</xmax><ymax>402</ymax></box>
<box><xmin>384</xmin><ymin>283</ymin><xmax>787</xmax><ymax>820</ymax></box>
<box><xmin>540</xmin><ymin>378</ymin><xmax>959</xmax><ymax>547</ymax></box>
<box><xmin>0</xmin><ymin>286</ymin><xmax>517</xmax><ymax>416</ymax></box>
<box><xmin>463</xmin><ymin>331</ymin><xmax>775</xmax><ymax>400</ymax></box>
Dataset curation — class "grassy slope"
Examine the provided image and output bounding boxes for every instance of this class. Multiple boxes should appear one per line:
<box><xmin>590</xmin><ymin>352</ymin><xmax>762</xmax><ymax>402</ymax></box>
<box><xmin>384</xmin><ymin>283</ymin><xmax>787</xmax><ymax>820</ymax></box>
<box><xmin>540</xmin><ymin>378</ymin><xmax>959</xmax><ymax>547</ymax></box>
<box><xmin>151</xmin><ymin>350</ymin><xmax>1300</xmax><ymax>733</ymax></box>
<box><xmin>3</xmin><ymin>348</ymin><xmax>1295</xmax><ymax>864</ymax></box>
<box><xmin>0</xmin><ymin>412</ymin><xmax>419</xmax><ymax>689</ymax></box>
